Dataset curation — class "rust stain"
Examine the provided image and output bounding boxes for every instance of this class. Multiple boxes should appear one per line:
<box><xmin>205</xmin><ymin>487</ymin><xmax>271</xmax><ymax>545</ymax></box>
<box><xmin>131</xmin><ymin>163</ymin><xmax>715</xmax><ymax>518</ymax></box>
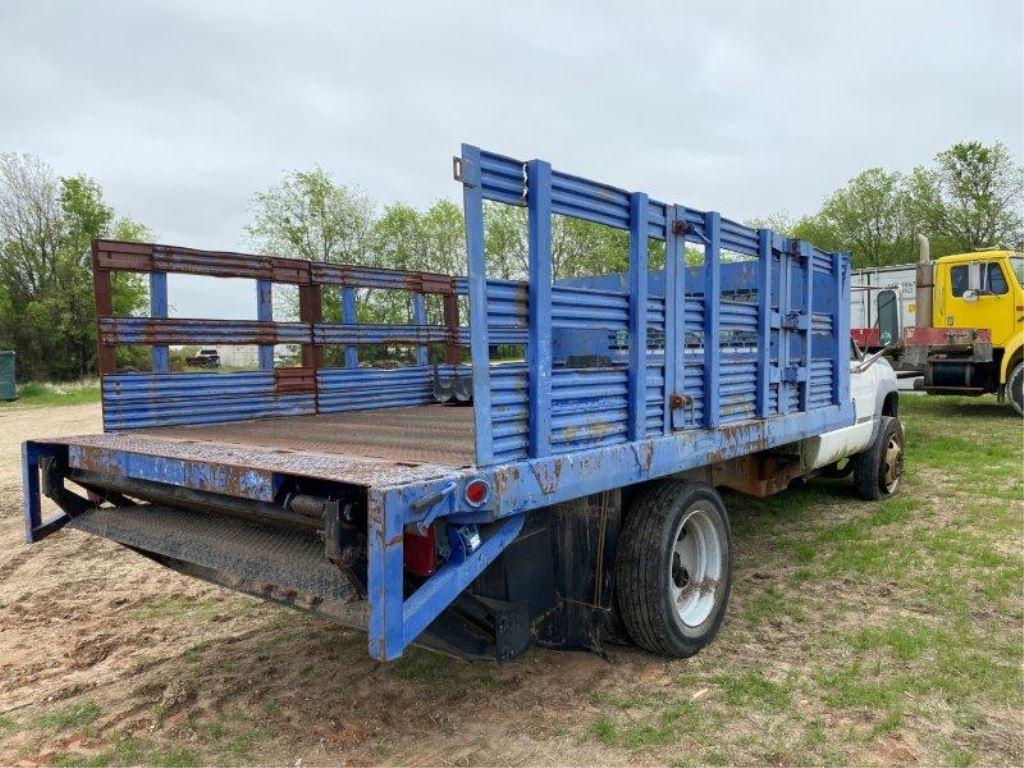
<box><xmin>274</xmin><ymin>367</ymin><xmax>317</xmax><ymax>395</ymax></box>
<box><xmin>628</xmin><ymin>442</ymin><xmax>655</xmax><ymax>473</ymax></box>
<box><xmin>641</xmin><ymin>442</ymin><xmax>654</xmax><ymax>471</ymax></box>
<box><xmin>530</xmin><ymin>457</ymin><xmax>563</xmax><ymax>495</ymax></box>
<box><xmin>92</xmin><ymin>238</ymin><xmax>464</xmax><ymax>292</ymax></box>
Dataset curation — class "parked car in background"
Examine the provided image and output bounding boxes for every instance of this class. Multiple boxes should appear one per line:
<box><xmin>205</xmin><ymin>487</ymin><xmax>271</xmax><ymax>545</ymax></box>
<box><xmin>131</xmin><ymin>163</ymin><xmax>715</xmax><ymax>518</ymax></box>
<box><xmin>185</xmin><ymin>348</ymin><xmax>220</xmax><ymax>368</ymax></box>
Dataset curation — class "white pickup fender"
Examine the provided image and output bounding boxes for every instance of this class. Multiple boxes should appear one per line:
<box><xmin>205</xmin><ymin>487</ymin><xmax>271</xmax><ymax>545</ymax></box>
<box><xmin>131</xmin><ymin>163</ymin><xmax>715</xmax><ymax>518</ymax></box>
<box><xmin>801</xmin><ymin>358</ymin><xmax>893</xmax><ymax>470</ymax></box>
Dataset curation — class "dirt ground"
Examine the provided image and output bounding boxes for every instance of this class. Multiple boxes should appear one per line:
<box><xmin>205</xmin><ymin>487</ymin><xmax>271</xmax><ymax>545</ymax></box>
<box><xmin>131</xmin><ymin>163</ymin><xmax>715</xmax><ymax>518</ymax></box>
<box><xmin>1</xmin><ymin>400</ymin><xmax>1021</xmax><ymax>767</ymax></box>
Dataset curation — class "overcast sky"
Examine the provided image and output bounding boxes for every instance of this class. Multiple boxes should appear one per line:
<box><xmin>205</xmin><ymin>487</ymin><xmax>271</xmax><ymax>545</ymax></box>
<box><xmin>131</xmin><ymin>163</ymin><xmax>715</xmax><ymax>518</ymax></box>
<box><xmin>2</xmin><ymin>0</ymin><xmax>1021</xmax><ymax>318</ymax></box>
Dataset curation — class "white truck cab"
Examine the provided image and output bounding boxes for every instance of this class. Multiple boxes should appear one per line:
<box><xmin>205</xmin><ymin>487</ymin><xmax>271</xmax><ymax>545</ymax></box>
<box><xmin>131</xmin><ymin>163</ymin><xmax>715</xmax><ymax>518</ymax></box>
<box><xmin>801</xmin><ymin>350</ymin><xmax>903</xmax><ymax>499</ymax></box>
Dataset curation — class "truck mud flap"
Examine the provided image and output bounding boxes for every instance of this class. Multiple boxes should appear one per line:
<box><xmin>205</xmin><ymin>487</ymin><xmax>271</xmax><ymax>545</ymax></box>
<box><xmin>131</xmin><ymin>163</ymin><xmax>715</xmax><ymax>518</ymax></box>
<box><xmin>69</xmin><ymin>505</ymin><xmax>366</xmax><ymax>626</ymax></box>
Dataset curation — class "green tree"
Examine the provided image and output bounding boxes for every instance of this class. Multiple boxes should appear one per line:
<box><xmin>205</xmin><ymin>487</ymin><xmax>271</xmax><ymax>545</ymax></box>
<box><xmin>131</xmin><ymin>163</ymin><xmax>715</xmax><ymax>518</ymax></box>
<box><xmin>483</xmin><ymin>204</ymin><xmax>528</xmax><ymax>279</ymax></box>
<box><xmin>367</xmin><ymin>199</ymin><xmax>466</xmax><ymax>331</ymax></box>
<box><xmin>744</xmin><ymin>212</ymin><xmax>798</xmax><ymax>236</ymax></box>
<box><xmin>418</xmin><ymin>199</ymin><xmax>465</xmax><ymax>275</ymax></box>
<box><xmin>483</xmin><ymin>202</ymin><xmax>664</xmax><ymax>280</ymax></box>
<box><xmin>248</xmin><ymin>167</ymin><xmax>379</xmax><ymax>349</ymax></box>
<box><xmin>908</xmin><ymin>140</ymin><xmax>1024</xmax><ymax>254</ymax></box>
<box><xmin>246</xmin><ymin>168</ymin><xmax>375</xmax><ymax>263</ymax></box>
<box><xmin>762</xmin><ymin>141</ymin><xmax>1024</xmax><ymax>267</ymax></box>
<box><xmin>0</xmin><ymin>154</ymin><xmax>148</xmax><ymax>380</ymax></box>
<box><xmin>805</xmin><ymin>168</ymin><xmax>913</xmax><ymax>268</ymax></box>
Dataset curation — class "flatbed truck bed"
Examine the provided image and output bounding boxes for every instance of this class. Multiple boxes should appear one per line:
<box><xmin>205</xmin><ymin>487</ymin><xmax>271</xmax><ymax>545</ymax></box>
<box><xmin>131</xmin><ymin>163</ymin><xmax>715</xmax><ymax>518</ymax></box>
<box><xmin>23</xmin><ymin>144</ymin><xmax>905</xmax><ymax>663</ymax></box>
<box><xmin>140</xmin><ymin>404</ymin><xmax>477</xmax><ymax>468</ymax></box>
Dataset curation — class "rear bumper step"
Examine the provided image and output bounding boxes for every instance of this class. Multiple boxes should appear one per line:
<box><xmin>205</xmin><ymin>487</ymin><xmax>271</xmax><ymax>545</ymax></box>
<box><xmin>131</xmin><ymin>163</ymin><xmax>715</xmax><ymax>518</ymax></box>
<box><xmin>70</xmin><ymin>505</ymin><xmax>363</xmax><ymax>621</ymax></box>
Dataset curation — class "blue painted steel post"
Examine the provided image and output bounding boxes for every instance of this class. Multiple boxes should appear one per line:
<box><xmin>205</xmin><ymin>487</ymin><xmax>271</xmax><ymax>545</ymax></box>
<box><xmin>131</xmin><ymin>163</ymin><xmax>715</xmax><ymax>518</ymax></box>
<box><xmin>627</xmin><ymin>192</ymin><xmax>649</xmax><ymax>442</ymax></box>
<box><xmin>777</xmin><ymin>235</ymin><xmax>791</xmax><ymax>415</ymax></box>
<box><xmin>412</xmin><ymin>292</ymin><xmax>428</xmax><ymax>366</ymax></box>
<box><xmin>703</xmin><ymin>212</ymin><xmax>722</xmax><ymax>429</ymax></box>
<box><xmin>21</xmin><ymin>442</ymin><xmax>40</xmax><ymax>543</ymax></box>
<box><xmin>366</xmin><ymin>489</ymin><xmax>405</xmax><ymax>661</ymax></box>
<box><xmin>834</xmin><ymin>251</ymin><xmax>851</xmax><ymax>405</ymax></box>
<box><xmin>460</xmin><ymin>144</ymin><xmax>494</xmax><ymax>465</ymax></box>
<box><xmin>755</xmin><ymin>230</ymin><xmax>772</xmax><ymax>417</ymax></box>
<box><xmin>664</xmin><ymin>205</ymin><xmax>686</xmax><ymax>432</ymax></box>
<box><xmin>149</xmin><ymin>272</ymin><xmax>169</xmax><ymax>373</ymax></box>
<box><xmin>19</xmin><ymin>441</ymin><xmax>74</xmax><ymax>542</ymax></box>
<box><xmin>342</xmin><ymin>287</ymin><xmax>358</xmax><ymax>368</ymax></box>
<box><xmin>800</xmin><ymin>242</ymin><xmax>813</xmax><ymax>411</ymax></box>
<box><xmin>526</xmin><ymin>159</ymin><xmax>553</xmax><ymax>457</ymax></box>
<box><xmin>257</xmin><ymin>279</ymin><xmax>273</xmax><ymax>370</ymax></box>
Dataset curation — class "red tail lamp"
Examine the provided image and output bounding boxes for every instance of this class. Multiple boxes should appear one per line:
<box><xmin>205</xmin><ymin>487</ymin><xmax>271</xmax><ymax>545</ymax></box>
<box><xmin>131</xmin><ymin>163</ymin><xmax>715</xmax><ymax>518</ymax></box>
<box><xmin>404</xmin><ymin>525</ymin><xmax>436</xmax><ymax>577</ymax></box>
<box><xmin>464</xmin><ymin>478</ymin><xmax>491</xmax><ymax>507</ymax></box>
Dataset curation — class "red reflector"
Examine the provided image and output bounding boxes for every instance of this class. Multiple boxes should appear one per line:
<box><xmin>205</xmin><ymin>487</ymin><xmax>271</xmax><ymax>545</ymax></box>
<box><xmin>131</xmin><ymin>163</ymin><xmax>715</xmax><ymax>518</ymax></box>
<box><xmin>404</xmin><ymin>526</ymin><xmax>436</xmax><ymax>577</ymax></box>
<box><xmin>464</xmin><ymin>479</ymin><xmax>490</xmax><ymax>506</ymax></box>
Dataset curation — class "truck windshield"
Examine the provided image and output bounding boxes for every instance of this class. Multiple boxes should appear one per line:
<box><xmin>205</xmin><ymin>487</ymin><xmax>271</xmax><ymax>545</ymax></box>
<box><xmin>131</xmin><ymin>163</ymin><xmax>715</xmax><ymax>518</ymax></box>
<box><xmin>1011</xmin><ymin>256</ymin><xmax>1024</xmax><ymax>288</ymax></box>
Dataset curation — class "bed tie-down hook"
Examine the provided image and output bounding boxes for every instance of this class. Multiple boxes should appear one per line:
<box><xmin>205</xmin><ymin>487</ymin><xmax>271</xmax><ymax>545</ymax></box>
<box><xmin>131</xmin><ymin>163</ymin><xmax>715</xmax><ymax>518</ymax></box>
<box><xmin>412</xmin><ymin>481</ymin><xmax>458</xmax><ymax>535</ymax></box>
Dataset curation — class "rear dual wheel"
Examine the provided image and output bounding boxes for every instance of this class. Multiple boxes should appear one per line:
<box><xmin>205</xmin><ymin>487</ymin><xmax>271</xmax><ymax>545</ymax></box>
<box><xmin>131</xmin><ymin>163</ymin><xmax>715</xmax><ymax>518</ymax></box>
<box><xmin>615</xmin><ymin>481</ymin><xmax>732</xmax><ymax>658</ymax></box>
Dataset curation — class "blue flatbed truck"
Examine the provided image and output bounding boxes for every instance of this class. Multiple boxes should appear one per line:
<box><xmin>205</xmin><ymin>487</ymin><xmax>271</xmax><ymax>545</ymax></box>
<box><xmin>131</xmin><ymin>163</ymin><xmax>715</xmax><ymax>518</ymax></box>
<box><xmin>22</xmin><ymin>145</ymin><xmax>904</xmax><ymax>662</ymax></box>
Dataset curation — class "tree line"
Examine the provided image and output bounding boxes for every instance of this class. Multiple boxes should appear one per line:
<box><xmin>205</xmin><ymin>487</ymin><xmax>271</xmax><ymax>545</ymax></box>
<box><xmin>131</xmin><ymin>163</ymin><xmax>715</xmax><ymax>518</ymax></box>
<box><xmin>1</xmin><ymin>141</ymin><xmax>1020</xmax><ymax>380</ymax></box>
<box><xmin>0</xmin><ymin>154</ymin><xmax>148</xmax><ymax>380</ymax></box>
<box><xmin>760</xmin><ymin>142</ymin><xmax>1023</xmax><ymax>266</ymax></box>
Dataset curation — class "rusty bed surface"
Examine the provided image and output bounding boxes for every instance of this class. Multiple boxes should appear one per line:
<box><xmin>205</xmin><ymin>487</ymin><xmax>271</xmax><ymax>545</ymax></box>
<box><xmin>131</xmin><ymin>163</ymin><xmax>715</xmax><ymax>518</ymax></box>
<box><xmin>48</xmin><ymin>405</ymin><xmax>479</xmax><ymax>492</ymax></box>
<box><xmin>138</xmin><ymin>405</ymin><xmax>477</xmax><ymax>468</ymax></box>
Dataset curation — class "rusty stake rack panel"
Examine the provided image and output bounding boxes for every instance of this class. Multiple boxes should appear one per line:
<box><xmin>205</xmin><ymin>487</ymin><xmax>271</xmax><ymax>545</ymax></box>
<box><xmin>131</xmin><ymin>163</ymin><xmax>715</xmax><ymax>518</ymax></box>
<box><xmin>91</xmin><ymin>239</ymin><xmax>467</xmax><ymax>430</ymax></box>
<box><xmin>92</xmin><ymin>239</ymin><xmax>464</xmax><ymax>377</ymax></box>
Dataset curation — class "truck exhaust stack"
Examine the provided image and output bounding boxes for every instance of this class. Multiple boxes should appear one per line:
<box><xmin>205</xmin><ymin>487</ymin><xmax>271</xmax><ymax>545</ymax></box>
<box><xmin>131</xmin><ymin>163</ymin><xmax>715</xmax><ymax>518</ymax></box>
<box><xmin>915</xmin><ymin>233</ymin><xmax>933</xmax><ymax>329</ymax></box>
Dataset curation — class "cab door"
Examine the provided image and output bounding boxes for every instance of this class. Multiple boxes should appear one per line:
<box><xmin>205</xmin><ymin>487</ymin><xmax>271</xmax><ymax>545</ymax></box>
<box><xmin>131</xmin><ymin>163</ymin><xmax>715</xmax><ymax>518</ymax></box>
<box><xmin>943</xmin><ymin>259</ymin><xmax>1015</xmax><ymax>346</ymax></box>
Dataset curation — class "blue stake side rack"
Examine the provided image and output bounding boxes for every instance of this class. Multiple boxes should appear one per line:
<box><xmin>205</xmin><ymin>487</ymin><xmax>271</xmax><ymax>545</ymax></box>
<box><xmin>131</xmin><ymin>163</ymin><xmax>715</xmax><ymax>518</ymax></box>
<box><xmin>23</xmin><ymin>144</ymin><xmax>852</xmax><ymax>661</ymax></box>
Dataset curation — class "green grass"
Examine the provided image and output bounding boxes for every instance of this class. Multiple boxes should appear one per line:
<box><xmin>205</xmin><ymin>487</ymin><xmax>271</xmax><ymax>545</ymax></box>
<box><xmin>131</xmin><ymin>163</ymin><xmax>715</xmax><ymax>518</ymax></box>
<box><xmin>52</xmin><ymin>739</ymin><xmax>200</xmax><ymax>768</ymax></box>
<box><xmin>714</xmin><ymin>669</ymin><xmax>792</xmax><ymax>709</ymax></box>
<box><xmin>128</xmin><ymin>597</ymin><xmax>224</xmax><ymax>622</ymax></box>
<box><xmin>584</xmin><ymin>394</ymin><xmax>1023</xmax><ymax>763</ymax></box>
<box><xmin>191</xmin><ymin>711</ymin><xmax>267</xmax><ymax>764</ymax></box>
<box><xmin>33</xmin><ymin>700</ymin><xmax>102</xmax><ymax>731</ymax></box>
<box><xmin>0</xmin><ymin>714</ymin><xmax>18</xmax><ymax>734</ymax></box>
<box><xmin>591</xmin><ymin>700</ymin><xmax>705</xmax><ymax>749</ymax></box>
<box><xmin>0</xmin><ymin>379</ymin><xmax>100</xmax><ymax>408</ymax></box>
<box><xmin>47</xmin><ymin>708</ymin><xmax>263</xmax><ymax>767</ymax></box>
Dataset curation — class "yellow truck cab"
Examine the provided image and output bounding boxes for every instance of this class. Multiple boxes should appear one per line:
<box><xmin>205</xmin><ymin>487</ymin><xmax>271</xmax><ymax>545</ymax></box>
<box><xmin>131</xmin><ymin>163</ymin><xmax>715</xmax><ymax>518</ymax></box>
<box><xmin>927</xmin><ymin>249</ymin><xmax>1024</xmax><ymax>413</ymax></box>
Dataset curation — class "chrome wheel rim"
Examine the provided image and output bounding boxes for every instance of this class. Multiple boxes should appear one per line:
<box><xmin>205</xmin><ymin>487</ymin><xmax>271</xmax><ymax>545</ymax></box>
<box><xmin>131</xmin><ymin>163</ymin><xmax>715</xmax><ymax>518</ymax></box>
<box><xmin>669</xmin><ymin>505</ymin><xmax>724</xmax><ymax>627</ymax></box>
<box><xmin>881</xmin><ymin>433</ymin><xmax>903</xmax><ymax>493</ymax></box>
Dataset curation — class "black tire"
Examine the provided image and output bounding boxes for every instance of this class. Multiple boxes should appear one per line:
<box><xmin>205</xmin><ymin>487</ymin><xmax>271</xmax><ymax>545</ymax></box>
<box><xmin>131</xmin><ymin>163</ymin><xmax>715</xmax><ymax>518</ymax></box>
<box><xmin>852</xmin><ymin>416</ymin><xmax>905</xmax><ymax>501</ymax></box>
<box><xmin>614</xmin><ymin>481</ymin><xmax>732</xmax><ymax>658</ymax></box>
<box><xmin>1008</xmin><ymin>361</ymin><xmax>1023</xmax><ymax>417</ymax></box>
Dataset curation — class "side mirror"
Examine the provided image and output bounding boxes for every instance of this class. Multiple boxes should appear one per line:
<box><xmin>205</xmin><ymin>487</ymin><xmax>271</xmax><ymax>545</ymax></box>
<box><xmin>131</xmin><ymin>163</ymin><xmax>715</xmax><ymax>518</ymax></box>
<box><xmin>962</xmin><ymin>289</ymin><xmax>979</xmax><ymax>302</ymax></box>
